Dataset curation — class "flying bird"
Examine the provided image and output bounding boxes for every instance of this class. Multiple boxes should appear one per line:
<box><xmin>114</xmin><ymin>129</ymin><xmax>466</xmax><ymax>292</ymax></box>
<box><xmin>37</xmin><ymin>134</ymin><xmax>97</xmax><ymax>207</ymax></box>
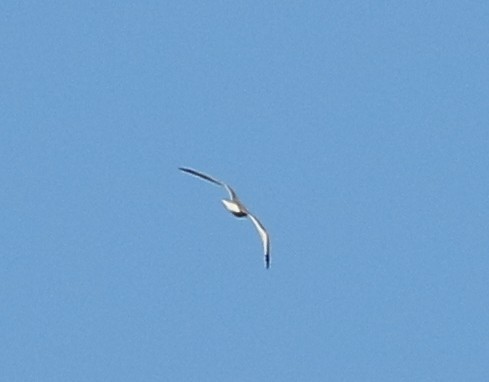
<box><xmin>179</xmin><ymin>167</ymin><xmax>271</xmax><ymax>269</ymax></box>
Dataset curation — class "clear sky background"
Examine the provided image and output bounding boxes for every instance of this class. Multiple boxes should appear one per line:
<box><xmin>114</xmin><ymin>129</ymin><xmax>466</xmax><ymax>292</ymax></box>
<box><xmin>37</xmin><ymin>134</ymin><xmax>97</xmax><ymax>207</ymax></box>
<box><xmin>1</xmin><ymin>1</ymin><xmax>488</xmax><ymax>381</ymax></box>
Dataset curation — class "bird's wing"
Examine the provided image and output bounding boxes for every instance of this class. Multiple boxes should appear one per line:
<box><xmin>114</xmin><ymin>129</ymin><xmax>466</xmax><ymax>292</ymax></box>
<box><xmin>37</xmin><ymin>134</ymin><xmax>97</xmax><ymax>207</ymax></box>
<box><xmin>179</xmin><ymin>167</ymin><xmax>239</xmax><ymax>201</ymax></box>
<box><xmin>179</xmin><ymin>167</ymin><xmax>223</xmax><ymax>186</ymax></box>
<box><xmin>223</xmin><ymin>184</ymin><xmax>239</xmax><ymax>201</ymax></box>
<box><xmin>247</xmin><ymin>213</ymin><xmax>271</xmax><ymax>269</ymax></box>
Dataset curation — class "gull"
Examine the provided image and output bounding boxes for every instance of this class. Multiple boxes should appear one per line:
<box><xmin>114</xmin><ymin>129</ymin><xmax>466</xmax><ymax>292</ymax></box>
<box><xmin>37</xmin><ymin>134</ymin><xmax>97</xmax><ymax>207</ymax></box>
<box><xmin>179</xmin><ymin>167</ymin><xmax>271</xmax><ymax>269</ymax></box>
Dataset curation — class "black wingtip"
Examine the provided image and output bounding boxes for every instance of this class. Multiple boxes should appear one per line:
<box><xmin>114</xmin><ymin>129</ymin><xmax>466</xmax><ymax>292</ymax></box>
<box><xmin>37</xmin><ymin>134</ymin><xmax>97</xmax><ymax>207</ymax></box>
<box><xmin>178</xmin><ymin>167</ymin><xmax>222</xmax><ymax>186</ymax></box>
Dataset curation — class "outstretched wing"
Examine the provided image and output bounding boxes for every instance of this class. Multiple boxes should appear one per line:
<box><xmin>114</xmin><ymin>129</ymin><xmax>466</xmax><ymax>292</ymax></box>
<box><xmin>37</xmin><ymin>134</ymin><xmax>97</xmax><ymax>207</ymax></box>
<box><xmin>247</xmin><ymin>213</ymin><xmax>271</xmax><ymax>269</ymax></box>
<box><xmin>222</xmin><ymin>184</ymin><xmax>239</xmax><ymax>201</ymax></box>
<box><xmin>179</xmin><ymin>167</ymin><xmax>239</xmax><ymax>201</ymax></box>
<box><xmin>179</xmin><ymin>167</ymin><xmax>223</xmax><ymax>186</ymax></box>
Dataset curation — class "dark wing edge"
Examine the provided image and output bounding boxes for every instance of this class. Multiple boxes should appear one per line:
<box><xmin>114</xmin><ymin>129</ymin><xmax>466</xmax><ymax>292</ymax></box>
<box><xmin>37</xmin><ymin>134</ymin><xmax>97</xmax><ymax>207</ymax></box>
<box><xmin>178</xmin><ymin>167</ymin><xmax>223</xmax><ymax>186</ymax></box>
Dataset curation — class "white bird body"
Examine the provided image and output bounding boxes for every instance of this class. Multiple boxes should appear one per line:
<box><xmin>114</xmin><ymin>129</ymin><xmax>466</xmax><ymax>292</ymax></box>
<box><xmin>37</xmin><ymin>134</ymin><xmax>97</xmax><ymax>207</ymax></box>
<box><xmin>221</xmin><ymin>199</ymin><xmax>246</xmax><ymax>216</ymax></box>
<box><xmin>179</xmin><ymin>167</ymin><xmax>271</xmax><ymax>269</ymax></box>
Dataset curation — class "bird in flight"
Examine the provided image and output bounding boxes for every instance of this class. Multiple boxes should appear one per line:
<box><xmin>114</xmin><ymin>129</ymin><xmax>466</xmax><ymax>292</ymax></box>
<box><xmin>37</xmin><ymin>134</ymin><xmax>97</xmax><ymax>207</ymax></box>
<box><xmin>179</xmin><ymin>167</ymin><xmax>271</xmax><ymax>269</ymax></box>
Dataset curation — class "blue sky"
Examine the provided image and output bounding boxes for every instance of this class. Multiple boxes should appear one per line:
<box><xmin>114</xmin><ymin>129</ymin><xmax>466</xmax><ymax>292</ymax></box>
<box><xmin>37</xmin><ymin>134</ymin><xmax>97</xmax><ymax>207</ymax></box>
<box><xmin>1</xmin><ymin>1</ymin><xmax>488</xmax><ymax>381</ymax></box>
